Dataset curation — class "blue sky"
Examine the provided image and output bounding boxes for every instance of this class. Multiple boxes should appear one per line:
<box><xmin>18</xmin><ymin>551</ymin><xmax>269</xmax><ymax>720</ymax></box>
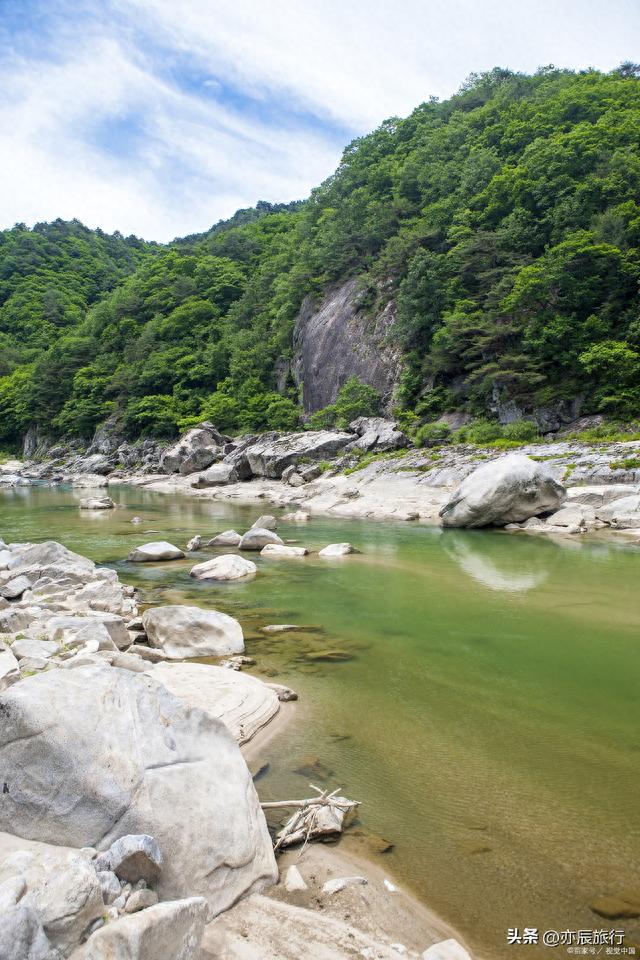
<box><xmin>1</xmin><ymin>0</ymin><xmax>639</xmax><ymax>242</ymax></box>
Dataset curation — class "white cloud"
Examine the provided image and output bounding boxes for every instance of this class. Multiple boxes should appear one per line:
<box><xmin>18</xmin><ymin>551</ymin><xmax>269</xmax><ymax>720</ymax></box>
<box><xmin>1</xmin><ymin>0</ymin><xmax>638</xmax><ymax>240</ymax></box>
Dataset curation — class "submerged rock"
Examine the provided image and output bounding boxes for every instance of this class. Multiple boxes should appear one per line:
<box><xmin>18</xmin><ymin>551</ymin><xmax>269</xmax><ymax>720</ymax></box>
<box><xmin>142</xmin><ymin>605</ymin><xmax>244</xmax><ymax>659</ymax></box>
<box><xmin>439</xmin><ymin>455</ymin><xmax>565</xmax><ymax>528</ymax></box>
<box><xmin>318</xmin><ymin>543</ymin><xmax>355</xmax><ymax>557</ymax></box>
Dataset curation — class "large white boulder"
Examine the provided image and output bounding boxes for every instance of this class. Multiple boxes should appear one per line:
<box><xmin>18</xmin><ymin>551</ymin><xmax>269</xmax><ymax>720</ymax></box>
<box><xmin>190</xmin><ymin>555</ymin><xmax>257</xmax><ymax>581</ymax></box>
<box><xmin>439</xmin><ymin>455</ymin><xmax>565</xmax><ymax>528</ymax></box>
<box><xmin>142</xmin><ymin>605</ymin><xmax>244</xmax><ymax>658</ymax></box>
<box><xmin>146</xmin><ymin>662</ymin><xmax>279</xmax><ymax>744</ymax></box>
<box><xmin>0</xmin><ymin>666</ymin><xmax>277</xmax><ymax>913</ymax></box>
<box><xmin>239</xmin><ymin>528</ymin><xmax>283</xmax><ymax>551</ymax></box>
<box><xmin>318</xmin><ymin>543</ymin><xmax>355</xmax><ymax>557</ymax></box>
<box><xmin>46</xmin><ymin>613</ymin><xmax>131</xmax><ymax>651</ymax></box>
<box><xmin>70</xmin><ymin>896</ymin><xmax>208</xmax><ymax>960</ymax></box>
<box><xmin>128</xmin><ymin>542</ymin><xmax>185</xmax><ymax>562</ymax></box>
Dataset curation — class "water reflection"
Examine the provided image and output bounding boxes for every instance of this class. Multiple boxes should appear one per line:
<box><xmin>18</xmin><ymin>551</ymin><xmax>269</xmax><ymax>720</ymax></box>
<box><xmin>443</xmin><ymin>531</ymin><xmax>558</xmax><ymax>593</ymax></box>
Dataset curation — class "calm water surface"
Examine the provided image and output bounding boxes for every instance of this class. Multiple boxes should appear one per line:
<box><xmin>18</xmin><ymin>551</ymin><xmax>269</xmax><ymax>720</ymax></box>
<box><xmin>1</xmin><ymin>483</ymin><xmax>639</xmax><ymax>959</ymax></box>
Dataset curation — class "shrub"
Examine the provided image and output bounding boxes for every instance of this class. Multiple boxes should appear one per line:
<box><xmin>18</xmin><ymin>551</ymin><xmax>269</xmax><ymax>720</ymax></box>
<box><xmin>414</xmin><ymin>422</ymin><xmax>451</xmax><ymax>447</ymax></box>
<box><xmin>501</xmin><ymin>419</ymin><xmax>541</xmax><ymax>442</ymax></box>
<box><xmin>308</xmin><ymin>377</ymin><xmax>381</xmax><ymax>430</ymax></box>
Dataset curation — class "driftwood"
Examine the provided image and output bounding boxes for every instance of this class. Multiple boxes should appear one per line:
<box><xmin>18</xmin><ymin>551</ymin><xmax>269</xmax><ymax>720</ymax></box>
<box><xmin>261</xmin><ymin>784</ymin><xmax>360</xmax><ymax>852</ymax></box>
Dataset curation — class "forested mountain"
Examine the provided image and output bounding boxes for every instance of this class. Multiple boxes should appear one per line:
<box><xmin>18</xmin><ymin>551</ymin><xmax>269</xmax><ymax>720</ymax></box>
<box><xmin>1</xmin><ymin>65</ymin><xmax>639</xmax><ymax>445</ymax></box>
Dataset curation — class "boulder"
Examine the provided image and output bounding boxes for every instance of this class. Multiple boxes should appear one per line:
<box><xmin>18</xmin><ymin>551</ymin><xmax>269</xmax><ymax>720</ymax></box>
<box><xmin>186</xmin><ymin>536</ymin><xmax>202</xmax><ymax>552</ymax></box>
<box><xmin>69</xmin><ymin>897</ymin><xmax>208</xmax><ymax>960</ymax></box>
<box><xmin>596</xmin><ymin>495</ymin><xmax>640</xmax><ymax>528</ymax></box>
<box><xmin>318</xmin><ymin>543</ymin><xmax>355</xmax><ymax>557</ymax></box>
<box><xmin>47</xmin><ymin>613</ymin><xmax>131</xmax><ymax>651</ymax></box>
<box><xmin>124</xmin><ymin>888</ymin><xmax>158</xmax><ymax>913</ymax></box>
<box><xmin>0</xmin><ymin>666</ymin><xmax>277</xmax><ymax>912</ymax></box>
<box><xmin>439</xmin><ymin>455</ymin><xmax>565</xmax><ymax>528</ymax></box>
<box><xmin>142</xmin><ymin>605</ymin><xmax>244</xmax><ymax>658</ymax></box>
<box><xmin>251</xmin><ymin>515</ymin><xmax>277</xmax><ymax>530</ymax></box>
<box><xmin>206</xmin><ymin>530</ymin><xmax>242</xmax><ymax>547</ymax></box>
<box><xmin>0</xmin><ymin>846</ymin><xmax>103</xmax><ymax>956</ymax></box>
<box><xmin>242</xmin><ymin>431</ymin><xmax>352</xmax><ymax>479</ymax></box>
<box><xmin>96</xmin><ymin>835</ymin><xmax>162</xmax><ymax>884</ymax></box>
<box><xmin>78</xmin><ymin>497</ymin><xmax>115</xmax><ymax>511</ymax></box>
<box><xmin>146</xmin><ymin>662</ymin><xmax>279</xmax><ymax>744</ymax></box>
<box><xmin>190</xmin><ymin>555</ymin><xmax>257</xmax><ymax>582</ymax></box>
<box><xmin>281</xmin><ymin>511</ymin><xmax>310</xmax><ymax>522</ymax></box>
<box><xmin>191</xmin><ymin>464</ymin><xmax>238</xmax><ymax>487</ymax></box>
<box><xmin>160</xmin><ymin>428</ymin><xmax>223</xmax><ymax>475</ymax></box>
<box><xmin>545</xmin><ymin>504</ymin><xmax>597</xmax><ymax>529</ymax></box>
<box><xmin>260</xmin><ymin>545</ymin><xmax>308</xmax><ymax>559</ymax></box>
<box><xmin>10</xmin><ymin>638</ymin><xmax>59</xmax><ymax>660</ymax></box>
<box><xmin>1</xmin><ymin>575</ymin><xmax>31</xmax><ymax>599</ymax></box>
<box><xmin>0</xmin><ymin>648</ymin><xmax>20</xmax><ymax>690</ymax></box>
<box><xmin>239</xmin><ymin>528</ymin><xmax>283</xmax><ymax>551</ymax></box>
<box><xmin>71</xmin><ymin>475</ymin><xmax>109</xmax><ymax>488</ymax></box>
<box><xmin>566</xmin><ymin>484</ymin><xmax>639</xmax><ymax>507</ymax></box>
<box><xmin>347</xmin><ymin>416</ymin><xmax>408</xmax><ymax>452</ymax></box>
<box><xmin>7</xmin><ymin>541</ymin><xmax>94</xmax><ymax>574</ymax></box>
<box><xmin>127</xmin><ymin>542</ymin><xmax>185</xmax><ymax>563</ymax></box>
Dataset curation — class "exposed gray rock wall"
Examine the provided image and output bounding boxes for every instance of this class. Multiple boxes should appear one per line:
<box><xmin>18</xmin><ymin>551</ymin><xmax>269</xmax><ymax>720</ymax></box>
<box><xmin>292</xmin><ymin>279</ymin><xmax>402</xmax><ymax>413</ymax></box>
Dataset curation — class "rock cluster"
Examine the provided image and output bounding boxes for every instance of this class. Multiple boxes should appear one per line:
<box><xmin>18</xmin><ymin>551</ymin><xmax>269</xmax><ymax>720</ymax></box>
<box><xmin>0</xmin><ymin>538</ymin><xmax>281</xmax><ymax>959</ymax></box>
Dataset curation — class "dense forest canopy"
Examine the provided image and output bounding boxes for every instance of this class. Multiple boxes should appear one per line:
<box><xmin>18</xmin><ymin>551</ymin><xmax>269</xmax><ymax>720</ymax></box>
<box><xmin>0</xmin><ymin>64</ymin><xmax>639</xmax><ymax>445</ymax></box>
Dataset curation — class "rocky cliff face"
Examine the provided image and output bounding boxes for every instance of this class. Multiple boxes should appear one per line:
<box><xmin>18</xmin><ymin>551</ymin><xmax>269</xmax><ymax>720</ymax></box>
<box><xmin>291</xmin><ymin>279</ymin><xmax>402</xmax><ymax>413</ymax></box>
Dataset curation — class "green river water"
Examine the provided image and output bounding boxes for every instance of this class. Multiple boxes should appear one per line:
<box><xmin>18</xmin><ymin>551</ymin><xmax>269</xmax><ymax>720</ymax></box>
<box><xmin>1</xmin><ymin>483</ymin><xmax>639</xmax><ymax>959</ymax></box>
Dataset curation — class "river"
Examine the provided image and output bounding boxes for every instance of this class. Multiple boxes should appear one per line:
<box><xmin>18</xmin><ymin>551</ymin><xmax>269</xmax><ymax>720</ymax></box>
<box><xmin>1</xmin><ymin>482</ymin><xmax>638</xmax><ymax>959</ymax></box>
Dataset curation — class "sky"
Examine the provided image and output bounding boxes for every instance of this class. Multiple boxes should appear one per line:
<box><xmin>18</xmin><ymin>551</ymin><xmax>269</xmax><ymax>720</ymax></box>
<box><xmin>1</xmin><ymin>0</ymin><xmax>639</xmax><ymax>242</ymax></box>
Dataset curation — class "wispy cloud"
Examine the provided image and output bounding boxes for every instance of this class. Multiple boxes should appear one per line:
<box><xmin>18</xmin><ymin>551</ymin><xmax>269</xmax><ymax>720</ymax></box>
<box><xmin>0</xmin><ymin>0</ymin><xmax>638</xmax><ymax>240</ymax></box>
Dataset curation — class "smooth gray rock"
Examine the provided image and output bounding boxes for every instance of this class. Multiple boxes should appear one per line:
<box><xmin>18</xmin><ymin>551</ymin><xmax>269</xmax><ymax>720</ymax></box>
<box><xmin>127</xmin><ymin>542</ymin><xmax>185</xmax><ymax>563</ymax></box>
<box><xmin>260</xmin><ymin>544</ymin><xmax>308</xmax><ymax>558</ymax></box>
<box><xmin>0</xmin><ymin>666</ymin><xmax>277</xmax><ymax>912</ymax></box>
<box><xmin>190</xmin><ymin>463</ymin><xmax>238</xmax><ymax>487</ymax></box>
<box><xmin>142</xmin><ymin>606</ymin><xmax>244</xmax><ymax>658</ymax></box>
<box><xmin>596</xmin><ymin>495</ymin><xmax>640</xmax><ymax>528</ymax></box>
<box><xmin>206</xmin><ymin>530</ymin><xmax>241</xmax><ymax>547</ymax></box>
<box><xmin>190</xmin><ymin>555</ymin><xmax>256</xmax><ymax>581</ymax></box>
<box><xmin>251</xmin><ymin>515</ymin><xmax>277</xmax><ymax>530</ymax></box>
<box><xmin>1</xmin><ymin>575</ymin><xmax>31</xmax><ymax>599</ymax></box>
<box><xmin>186</xmin><ymin>535</ymin><xmax>202</xmax><ymax>552</ymax></box>
<box><xmin>440</xmin><ymin>455</ymin><xmax>565</xmax><ymax>528</ymax></box>
<box><xmin>70</xmin><ymin>896</ymin><xmax>208</xmax><ymax>960</ymax></box>
<box><xmin>7</xmin><ymin>541</ymin><xmax>94</xmax><ymax>574</ymax></box>
<box><xmin>239</xmin><ymin>528</ymin><xmax>283</xmax><ymax>551</ymax></box>
<box><xmin>98</xmin><ymin>835</ymin><xmax>162</xmax><ymax>884</ymax></box>
<box><xmin>124</xmin><ymin>888</ymin><xmax>158</xmax><ymax>913</ymax></box>
<box><xmin>10</xmin><ymin>638</ymin><xmax>59</xmax><ymax>660</ymax></box>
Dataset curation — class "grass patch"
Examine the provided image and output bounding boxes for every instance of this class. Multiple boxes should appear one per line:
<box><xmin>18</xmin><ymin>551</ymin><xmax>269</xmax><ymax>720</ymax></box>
<box><xmin>609</xmin><ymin>457</ymin><xmax>640</xmax><ymax>471</ymax></box>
